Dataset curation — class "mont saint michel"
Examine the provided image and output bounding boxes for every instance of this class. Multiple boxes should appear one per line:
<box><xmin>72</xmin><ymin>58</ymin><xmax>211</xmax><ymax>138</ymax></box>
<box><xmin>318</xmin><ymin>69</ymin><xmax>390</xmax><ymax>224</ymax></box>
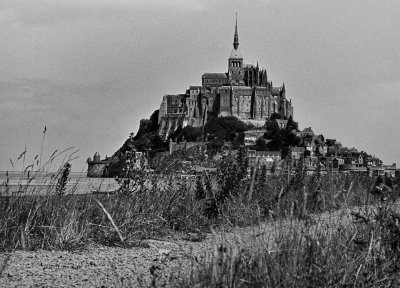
<box><xmin>1</xmin><ymin>2</ymin><xmax>400</xmax><ymax>287</ymax></box>
<box><xmin>158</xmin><ymin>17</ymin><xmax>293</xmax><ymax>138</ymax></box>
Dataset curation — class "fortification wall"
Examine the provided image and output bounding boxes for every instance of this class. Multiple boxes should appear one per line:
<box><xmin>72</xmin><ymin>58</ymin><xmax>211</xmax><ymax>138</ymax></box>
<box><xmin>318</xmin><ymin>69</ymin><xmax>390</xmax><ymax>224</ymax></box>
<box><xmin>169</xmin><ymin>141</ymin><xmax>207</xmax><ymax>154</ymax></box>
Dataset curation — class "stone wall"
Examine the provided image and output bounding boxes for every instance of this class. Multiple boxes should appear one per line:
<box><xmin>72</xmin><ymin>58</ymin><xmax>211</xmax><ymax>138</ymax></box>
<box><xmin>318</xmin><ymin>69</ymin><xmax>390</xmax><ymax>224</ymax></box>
<box><xmin>169</xmin><ymin>141</ymin><xmax>207</xmax><ymax>154</ymax></box>
<box><xmin>87</xmin><ymin>162</ymin><xmax>107</xmax><ymax>177</ymax></box>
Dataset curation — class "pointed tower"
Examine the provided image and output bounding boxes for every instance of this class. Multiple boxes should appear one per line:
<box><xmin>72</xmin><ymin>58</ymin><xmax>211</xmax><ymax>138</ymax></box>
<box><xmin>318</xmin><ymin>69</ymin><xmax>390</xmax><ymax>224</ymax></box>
<box><xmin>262</xmin><ymin>69</ymin><xmax>268</xmax><ymax>86</ymax></box>
<box><xmin>233</xmin><ymin>14</ymin><xmax>239</xmax><ymax>50</ymax></box>
<box><xmin>281</xmin><ymin>83</ymin><xmax>286</xmax><ymax>98</ymax></box>
<box><xmin>228</xmin><ymin>13</ymin><xmax>244</xmax><ymax>86</ymax></box>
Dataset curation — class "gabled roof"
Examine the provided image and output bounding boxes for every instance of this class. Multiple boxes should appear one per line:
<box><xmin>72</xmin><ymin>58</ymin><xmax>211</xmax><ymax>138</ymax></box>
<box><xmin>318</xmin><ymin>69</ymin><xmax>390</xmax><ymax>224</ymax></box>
<box><xmin>243</xmin><ymin>63</ymin><xmax>254</xmax><ymax>68</ymax></box>
<box><xmin>202</xmin><ymin>73</ymin><xmax>228</xmax><ymax>79</ymax></box>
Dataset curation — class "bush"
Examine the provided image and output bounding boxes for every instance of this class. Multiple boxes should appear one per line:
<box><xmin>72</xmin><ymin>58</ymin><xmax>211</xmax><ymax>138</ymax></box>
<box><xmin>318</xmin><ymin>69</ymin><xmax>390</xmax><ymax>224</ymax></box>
<box><xmin>204</xmin><ymin>116</ymin><xmax>249</xmax><ymax>142</ymax></box>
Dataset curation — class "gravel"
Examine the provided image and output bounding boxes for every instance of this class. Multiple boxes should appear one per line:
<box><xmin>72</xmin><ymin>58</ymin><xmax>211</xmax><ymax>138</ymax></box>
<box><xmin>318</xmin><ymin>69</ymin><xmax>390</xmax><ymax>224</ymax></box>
<box><xmin>0</xmin><ymin>209</ymin><xmax>355</xmax><ymax>287</ymax></box>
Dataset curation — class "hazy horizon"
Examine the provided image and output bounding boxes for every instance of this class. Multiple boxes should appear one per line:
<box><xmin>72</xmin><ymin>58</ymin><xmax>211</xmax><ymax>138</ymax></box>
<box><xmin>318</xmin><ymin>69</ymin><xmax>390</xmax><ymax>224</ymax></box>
<box><xmin>1</xmin><ymin>0</ymin><xmax>399</xmax><ymax>172</ymax></box>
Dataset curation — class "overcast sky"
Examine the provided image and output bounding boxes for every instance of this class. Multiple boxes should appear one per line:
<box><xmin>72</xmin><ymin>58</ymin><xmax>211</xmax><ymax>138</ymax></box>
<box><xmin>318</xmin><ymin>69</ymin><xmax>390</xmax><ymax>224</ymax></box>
<box><xmin>1</xmin><ymin>0</ymin><xmax>399</xmax><ymax>172</ymax></box>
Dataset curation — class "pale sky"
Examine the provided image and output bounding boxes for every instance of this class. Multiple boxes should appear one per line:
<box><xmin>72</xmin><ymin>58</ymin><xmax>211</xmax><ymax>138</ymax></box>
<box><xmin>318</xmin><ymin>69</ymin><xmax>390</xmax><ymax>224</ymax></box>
<box><xmin>1</xmin><ymin>0</ymin><xmax>399</xmax><ymax>172</ymax></box>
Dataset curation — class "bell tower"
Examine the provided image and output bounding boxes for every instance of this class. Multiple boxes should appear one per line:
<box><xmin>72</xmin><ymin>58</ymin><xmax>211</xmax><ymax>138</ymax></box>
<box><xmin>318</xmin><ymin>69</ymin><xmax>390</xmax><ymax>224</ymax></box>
<box><xmin>228</xmin><ymin>14</ymin><xmax>244</xmax><ymax>86</ymax></box>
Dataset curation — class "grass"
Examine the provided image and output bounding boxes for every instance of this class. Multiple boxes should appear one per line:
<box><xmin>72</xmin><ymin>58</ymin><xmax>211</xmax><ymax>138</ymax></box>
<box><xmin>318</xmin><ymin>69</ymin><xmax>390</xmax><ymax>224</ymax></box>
<box><xmin>173</xmin><ymin>201</ymin><xmax>400</xmax><ymax>287</ymax></box>
<box><xmin>1</xmin><ymin>147</ymin><xmax>399</xmax><ymax>287</ymax></box>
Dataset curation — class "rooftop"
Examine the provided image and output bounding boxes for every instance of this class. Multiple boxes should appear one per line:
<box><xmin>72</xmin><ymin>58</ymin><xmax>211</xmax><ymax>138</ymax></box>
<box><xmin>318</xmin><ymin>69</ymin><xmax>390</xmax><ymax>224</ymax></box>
<box><xmin>202</xmin><ymin>73</ymin><xmax>228</xmax><ymax>79</ymax></box>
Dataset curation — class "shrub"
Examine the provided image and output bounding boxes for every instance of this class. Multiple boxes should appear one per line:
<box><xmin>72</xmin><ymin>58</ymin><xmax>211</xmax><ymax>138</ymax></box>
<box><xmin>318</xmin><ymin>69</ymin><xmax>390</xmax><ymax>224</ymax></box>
<box><xmin>204</xmin><ymin>116</ymin><xmax>249</xmax><ymax>142</ymax></box>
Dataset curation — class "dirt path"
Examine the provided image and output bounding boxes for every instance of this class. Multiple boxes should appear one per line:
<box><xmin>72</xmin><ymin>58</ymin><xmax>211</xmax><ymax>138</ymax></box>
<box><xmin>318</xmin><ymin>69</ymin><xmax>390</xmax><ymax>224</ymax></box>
<box><xmin>0</xmin><ymin>205</ymin><xmax>383</xmax><ymax>287</ymax></box>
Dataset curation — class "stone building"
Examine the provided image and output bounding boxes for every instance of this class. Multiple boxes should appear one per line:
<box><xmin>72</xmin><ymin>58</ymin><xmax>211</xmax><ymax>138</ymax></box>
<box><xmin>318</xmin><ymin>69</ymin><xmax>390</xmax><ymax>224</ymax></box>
<box><xmin>158</xmin><ymin>17</ymin><xmax>293</xmax><ymax>139</ymax></box>
<box><xmin>87</xmin><ymin>152</ymin><xmax>109</xmax><ymax>177</ymax></box>
<box><xmin>87</xmin><ymin>149</ymin><xmax>147</xmax><ymax>178</ymax></box>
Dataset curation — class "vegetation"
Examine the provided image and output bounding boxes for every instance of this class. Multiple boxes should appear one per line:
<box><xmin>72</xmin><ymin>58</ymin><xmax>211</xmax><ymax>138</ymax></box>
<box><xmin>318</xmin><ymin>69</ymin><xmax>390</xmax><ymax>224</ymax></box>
<box><xmin>204</xmin><ymin>115</ymin><xmax>249</xmax><ymax>144</ymax></box>
<box><xmin>116</xmin><ymin>110</ymin><xmax>168</xmax><ymax>156</ymax></box>
<box><xmin>1</xmin><ymin>144</ymin><xmax>399</xmax><ymax>287</ymax></box>
<box><xmin>265</xmin><ymin>117</ymin><xmax>301</xmax><ymax>152</ymax></box>
<box><xmin>0</xmin><ymin>148</ymin><xmax>376</xmax><ymax>249</ymax></box>
<box><xmin>175</xmin><ymin>202</ymin><xmax>400</xmax><ymax>287</ymax></box>
<box><xmin>170</xmin><ymin>126</ymin><xmax>203</xmax><ymax>142</ymax></box>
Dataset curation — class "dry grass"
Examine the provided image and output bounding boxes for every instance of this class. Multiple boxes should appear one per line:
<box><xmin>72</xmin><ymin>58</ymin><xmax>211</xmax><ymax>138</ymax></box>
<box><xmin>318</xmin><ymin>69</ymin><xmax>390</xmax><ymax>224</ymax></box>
<box><xmin>2</xmin><ymin>147</ymin><xmax>399</xmax><ymax>287</ymax></box>
<box><xmin>172</xmin><ymin>201</ymin><xmax>400</xmax><ymax>287</ymax></box>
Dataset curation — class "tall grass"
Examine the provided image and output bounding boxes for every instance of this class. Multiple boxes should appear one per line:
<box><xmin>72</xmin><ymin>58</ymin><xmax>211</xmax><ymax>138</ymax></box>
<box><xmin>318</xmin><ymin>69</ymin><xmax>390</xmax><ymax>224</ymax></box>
<box><xmin>3</xmin><ymin>146</ymin><xmax>398</xmax><ymax>286</ymax></box>
<box><xmin>0</xmin><ymin>147</ymin><xmax>376</xmax><ymax>252</ymax></box>
<box><xmin>0</xmin><ymin>171</ymin><xmax>209</xmax><ymax>250</ymax></box>
<box><xmin>174</xmin><ymin>199</ymin><xmax>400</xmax><ymax>287</ymax></box>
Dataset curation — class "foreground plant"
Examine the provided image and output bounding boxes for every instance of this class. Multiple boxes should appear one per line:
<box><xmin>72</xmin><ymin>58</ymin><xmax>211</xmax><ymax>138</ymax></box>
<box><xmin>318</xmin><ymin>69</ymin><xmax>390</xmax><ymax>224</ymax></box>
<box><xmin>171</xmin><ymin>189</ymin><xmax>400</xmax><ymax>287</ymax></box>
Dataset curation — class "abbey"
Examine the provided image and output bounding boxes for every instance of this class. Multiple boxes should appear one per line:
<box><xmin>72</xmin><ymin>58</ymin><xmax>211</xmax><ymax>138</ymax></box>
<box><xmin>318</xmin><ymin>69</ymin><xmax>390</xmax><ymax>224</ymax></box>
<box><xmin>158</xmin><ymin>17</ymin><xmax>293</xmax><ymax>138</ymax></box>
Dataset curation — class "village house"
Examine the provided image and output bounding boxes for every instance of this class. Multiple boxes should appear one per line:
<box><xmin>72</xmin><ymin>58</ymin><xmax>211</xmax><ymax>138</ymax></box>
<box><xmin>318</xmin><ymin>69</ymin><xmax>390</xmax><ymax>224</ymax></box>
<box><xmin>383</xmin><ymin>163</ymin><xmax>397</xmax><ymax>177</ymax></box>
<box><xmin>247</xmin><ymin>150</ymin><xmax>281</xmax><ymax>174</ymax></box>
<box><xmin>296</xmin><ymin>127</ymin><xmax>314</xmax><ymax>138</ymax></box>
<box><xmin>289</xmin><ymin>146</ymin><xmax>305</xmax><ymax>165</ymax></box>
<box><xmin>244</xmin><ymin>129</ymin><xmax>267</xmax><ymax>146</ymax></box>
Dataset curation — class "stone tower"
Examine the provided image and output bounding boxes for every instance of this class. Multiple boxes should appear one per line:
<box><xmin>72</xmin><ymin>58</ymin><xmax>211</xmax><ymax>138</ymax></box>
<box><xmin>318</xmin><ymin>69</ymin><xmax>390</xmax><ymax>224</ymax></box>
<box><xmin>228</xmin><ymin>14</ymin><xmax>244</xmax><ymax>86</ymax></box>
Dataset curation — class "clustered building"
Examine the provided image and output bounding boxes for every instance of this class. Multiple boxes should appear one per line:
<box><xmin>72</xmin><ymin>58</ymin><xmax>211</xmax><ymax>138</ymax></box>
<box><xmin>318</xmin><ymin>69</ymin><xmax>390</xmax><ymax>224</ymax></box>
<box><xmin>158</xmin><ymin>17</ymin><xmax>293</xmax><ymax>138</ymax></box>
<box><xmin>88</xmin><ymin>17</ymin><xmax>397</xmax><ymax>179</ymax></box>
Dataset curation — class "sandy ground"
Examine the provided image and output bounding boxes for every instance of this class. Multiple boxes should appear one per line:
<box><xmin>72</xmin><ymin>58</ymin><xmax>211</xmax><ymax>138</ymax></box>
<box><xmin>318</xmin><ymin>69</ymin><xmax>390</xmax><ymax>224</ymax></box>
<box><xmin>0</xmin><ymin>177</ymin><xmax>119</xmax><ymax>195</ymax></box>
<box><xmin>0</xmin><ymin>206</ymin><xmax>361</xmax><ymax>288</ymax></box>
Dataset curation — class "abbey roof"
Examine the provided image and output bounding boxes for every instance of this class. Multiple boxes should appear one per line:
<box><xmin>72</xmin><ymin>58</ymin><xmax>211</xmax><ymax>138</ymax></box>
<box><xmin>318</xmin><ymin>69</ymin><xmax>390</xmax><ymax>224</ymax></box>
<box><xmin>202</xmin><ymin>73</ymin><xmax>227</xmax><ymax>79</ymax></box>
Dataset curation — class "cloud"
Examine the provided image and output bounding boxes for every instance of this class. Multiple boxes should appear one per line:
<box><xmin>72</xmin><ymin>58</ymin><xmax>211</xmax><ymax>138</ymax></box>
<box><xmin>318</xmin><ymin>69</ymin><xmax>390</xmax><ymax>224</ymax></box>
<box><xmin>0</xmin><ymin>78</ymin><xmax>115</xmax><ymax>120</ymax></box>
<box><xmin>0</xmin><ymin>0</ymin><xmax>206</xmax><ymax>26</ymax></box>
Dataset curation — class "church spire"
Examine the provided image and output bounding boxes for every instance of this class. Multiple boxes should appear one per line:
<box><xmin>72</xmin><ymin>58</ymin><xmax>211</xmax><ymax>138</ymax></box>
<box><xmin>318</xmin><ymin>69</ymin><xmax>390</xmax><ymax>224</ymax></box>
<box><xmin>233</xmin><ymin>13</ymin><xmax>239</xmax><ymax>50</ymax></box>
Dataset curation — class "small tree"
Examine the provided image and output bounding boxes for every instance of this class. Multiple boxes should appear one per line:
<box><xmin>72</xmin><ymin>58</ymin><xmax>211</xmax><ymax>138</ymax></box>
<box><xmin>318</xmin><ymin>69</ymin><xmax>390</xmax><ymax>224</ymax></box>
<box><xmin>217</xmin><ymin>153</ymin><xmax>239</xmax><ymax>201</ymax></box>
<box><xmin>267</xmin><ymin>122</ymin><xmax>283</xmax><ymax>150</ymax></box>
<box><xmin>255</xmin><ymin>138</ymin><xmax>269</xmax><ymax>151</ymax></box>
<box><xmin>115</xmin><ymin>151</ymin><xmax>147</xmax><ymax>195</ymax></box>
<box><xmin>236</xmin><ymin>146</ymin><xmax>248</xmax><ymax>181</ymax></box>
<box><xmin>195</xmin><ymin>176</ymin><xmax>206</xmax><ymax>200</ymax></box>
<box><xmin>291</xmin><ymin>154</ymin><xmax>307</xmax><ymax>191</ymax></box>
<box><xmin>286</xmin><ymin>115</ymin><xmax>298</xmax><ymax>132</ymax></box>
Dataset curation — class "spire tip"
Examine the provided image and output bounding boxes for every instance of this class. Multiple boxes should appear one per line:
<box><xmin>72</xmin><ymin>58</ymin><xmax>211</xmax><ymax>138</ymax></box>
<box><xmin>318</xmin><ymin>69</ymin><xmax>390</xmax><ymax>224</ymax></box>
<box><xmin>233</xmin><ymin>14</ymin><xmax>239</xmax><ymax>50</ymax></box>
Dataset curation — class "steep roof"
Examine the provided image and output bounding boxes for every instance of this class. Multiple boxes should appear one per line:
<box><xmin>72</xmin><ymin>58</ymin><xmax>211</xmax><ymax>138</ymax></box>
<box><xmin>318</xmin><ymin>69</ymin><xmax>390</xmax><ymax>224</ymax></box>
<box><xmin>202</xmin><ymin>73</ymin><xmax>227</xmax><ymax>79</ymax></box>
